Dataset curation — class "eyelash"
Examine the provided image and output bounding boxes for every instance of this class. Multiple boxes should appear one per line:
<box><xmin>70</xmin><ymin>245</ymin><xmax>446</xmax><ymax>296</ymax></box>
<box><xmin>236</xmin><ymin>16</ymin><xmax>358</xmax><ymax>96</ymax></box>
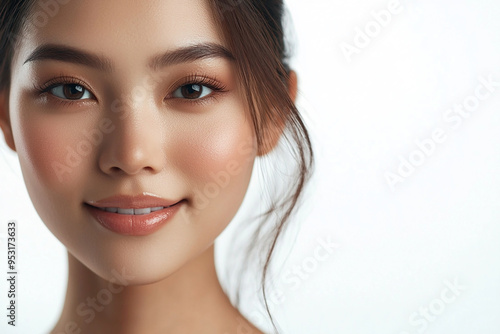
<box><xmin>34</xmin><ymin>76</ymin><xmax>94</xmax><ymax>107</ymax></box>
<box><xmin>34</xmin><ymin>74</ymin><xmax>227</xmax><ymax>107</ymax></box>
<box><xmin>167</xmin><ymin>74</ymin><xmax>227</xmax><ymax>105</ymax></box>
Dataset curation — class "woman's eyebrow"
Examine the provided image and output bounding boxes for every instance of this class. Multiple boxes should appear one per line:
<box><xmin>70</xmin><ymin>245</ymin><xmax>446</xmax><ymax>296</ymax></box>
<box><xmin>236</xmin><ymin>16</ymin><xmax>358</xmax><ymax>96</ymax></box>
<box><xmin>23</xmin><ymin>42</ymin><xmax>235</xmax><ymax>71</ymax></box>
<box><xmin>150</xmin><ymin>43</ymin><xmax>235</xmax><ymax>70</ymax></box>
<box><xmin>23</xmin><ymin>44</ymin><xmax>113</xmax><ymax>71</ymax></box>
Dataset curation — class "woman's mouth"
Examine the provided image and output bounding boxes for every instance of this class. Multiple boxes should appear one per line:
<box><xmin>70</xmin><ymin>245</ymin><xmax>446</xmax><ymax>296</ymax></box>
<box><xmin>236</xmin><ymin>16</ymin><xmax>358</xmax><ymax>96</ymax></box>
<box><xmin>84</xmin><ymin>194</ymin><xmax>185</xmax><ymax>236</ymax></box>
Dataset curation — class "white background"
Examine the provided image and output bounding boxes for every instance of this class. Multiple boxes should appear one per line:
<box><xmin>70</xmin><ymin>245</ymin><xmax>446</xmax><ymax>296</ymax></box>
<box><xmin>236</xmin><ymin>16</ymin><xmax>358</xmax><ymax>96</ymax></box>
<box><xmin>1</xmin><ymin>0</ymin><xmax>500</xmax><ymax>333</ymax></box>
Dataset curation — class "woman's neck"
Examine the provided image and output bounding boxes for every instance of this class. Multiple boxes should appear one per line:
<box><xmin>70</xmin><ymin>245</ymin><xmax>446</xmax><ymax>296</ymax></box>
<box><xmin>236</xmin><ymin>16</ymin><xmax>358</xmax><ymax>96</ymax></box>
<box><xmin>51</xmin><ymin>244</ymin><xmax>263</xmax><ymax>334</ymax></box>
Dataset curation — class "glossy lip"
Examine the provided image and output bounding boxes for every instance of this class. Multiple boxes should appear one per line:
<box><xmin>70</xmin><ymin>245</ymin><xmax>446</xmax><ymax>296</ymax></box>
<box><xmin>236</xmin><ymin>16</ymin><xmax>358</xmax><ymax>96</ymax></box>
<box><xmin>84</xmin><ymin>193</ymin><xmax>185</xmax><ymax>236</ymax></box>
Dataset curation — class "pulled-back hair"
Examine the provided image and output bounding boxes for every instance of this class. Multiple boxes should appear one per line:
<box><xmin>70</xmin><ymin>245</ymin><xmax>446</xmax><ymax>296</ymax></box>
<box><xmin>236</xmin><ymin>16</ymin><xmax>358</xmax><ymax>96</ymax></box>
<box><xmin>208</xmin><ymin>2</ymin><xmax>314</xmax><ymax>332</ymax></box>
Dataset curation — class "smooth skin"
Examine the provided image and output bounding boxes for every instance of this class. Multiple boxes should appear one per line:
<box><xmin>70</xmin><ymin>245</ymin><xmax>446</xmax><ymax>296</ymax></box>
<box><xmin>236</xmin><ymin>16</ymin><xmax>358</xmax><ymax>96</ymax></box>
<box><xmin>0</xmin><ymin>0</ymin><xmax>298</xmax><ymax>333</ymax></box>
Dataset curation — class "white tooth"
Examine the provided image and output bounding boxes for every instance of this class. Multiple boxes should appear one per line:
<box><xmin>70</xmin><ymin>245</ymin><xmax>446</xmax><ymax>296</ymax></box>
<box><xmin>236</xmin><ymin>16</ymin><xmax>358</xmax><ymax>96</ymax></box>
<box><xmin>134</xmin><ymin>208</ymin><xmax>152</xmax><ymax>215</ymax></box>
<box><xmin>151</xmin><ymin>206</ymin><xmax>164</xmax><ymax>212</ymax></box>
<box><xmin>105</xmin><ymin>207</ymin><xmax>118</xmax><ymax>213</ymax></box>
<box><xmin>117</xmin><ymin>208</ymin><xmax>134</xmax><ymax>215</ymax></box>
<box><xmin>98</xmin><ymin>207</ymin><xmax>106</xmax><ymax>211</ymax></box>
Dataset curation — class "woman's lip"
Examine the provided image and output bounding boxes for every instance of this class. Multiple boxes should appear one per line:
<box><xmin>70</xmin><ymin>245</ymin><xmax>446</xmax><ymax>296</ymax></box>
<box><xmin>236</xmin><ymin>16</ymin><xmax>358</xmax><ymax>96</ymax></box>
<box><xmin>85</xmin><ymin>193</ymin><xmax>181</xmax><ymax>209</ymax></box>
<box><xmin>84</xmin><ymin>200</ymin><xmax>184</xmax><ymax>236</ymax></box>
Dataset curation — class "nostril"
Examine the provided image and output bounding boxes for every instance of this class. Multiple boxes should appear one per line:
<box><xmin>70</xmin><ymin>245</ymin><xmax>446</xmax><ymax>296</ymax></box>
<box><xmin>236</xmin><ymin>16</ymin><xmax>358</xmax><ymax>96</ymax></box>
<box><xmin>103</xmin><ymin>164</ymin><xmax>158</xmax><ymax>176</ymax></box>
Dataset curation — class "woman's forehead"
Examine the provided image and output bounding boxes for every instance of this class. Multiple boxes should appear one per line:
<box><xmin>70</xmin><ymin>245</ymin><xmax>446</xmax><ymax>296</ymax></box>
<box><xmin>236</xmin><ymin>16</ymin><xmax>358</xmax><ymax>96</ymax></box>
<box><xmin>19</xmin><ymin>0</ymin><xmax>224</xmax><ymax>66</ymax></box>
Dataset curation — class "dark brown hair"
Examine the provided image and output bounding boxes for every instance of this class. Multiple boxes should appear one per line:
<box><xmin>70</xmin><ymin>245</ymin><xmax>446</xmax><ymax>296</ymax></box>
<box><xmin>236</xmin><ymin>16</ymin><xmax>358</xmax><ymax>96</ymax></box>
<box><xmin>0</xmin><ymin>1</ymin><xmax>314</xmax><ymax>332</ymax></box>
<box><xmin>0</xmin><ymin>1</ymin><xmax>34</xmax><ymax>90</ymax></box>
<box><xmin>208</xmin><ymin>2</ymin><xmax>314</xmax><ymax>332</ymax></box>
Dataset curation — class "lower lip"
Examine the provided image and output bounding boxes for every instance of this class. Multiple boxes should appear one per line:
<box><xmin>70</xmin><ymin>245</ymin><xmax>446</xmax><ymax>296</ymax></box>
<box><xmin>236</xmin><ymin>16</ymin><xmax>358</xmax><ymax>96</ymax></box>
<box><xmin>85</xmin><ymin>201</ymin><xmax>183</xmax><ymax>236</ymax></box>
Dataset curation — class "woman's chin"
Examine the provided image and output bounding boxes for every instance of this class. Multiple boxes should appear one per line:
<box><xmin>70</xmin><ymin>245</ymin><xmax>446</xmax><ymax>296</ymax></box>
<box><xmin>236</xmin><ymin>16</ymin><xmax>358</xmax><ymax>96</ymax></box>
<box><xmin>67</xmin><ymin>247</ymin><xmax>191</xmax><ymax>287</ymax></box>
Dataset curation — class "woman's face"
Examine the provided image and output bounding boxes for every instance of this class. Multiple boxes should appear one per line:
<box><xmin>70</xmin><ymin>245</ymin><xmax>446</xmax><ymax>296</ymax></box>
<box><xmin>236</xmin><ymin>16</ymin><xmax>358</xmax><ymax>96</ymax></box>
<box><xmin>4</xmin><ymin>0</ymin><xmax>258</xmax><ymax>283</ymax></box>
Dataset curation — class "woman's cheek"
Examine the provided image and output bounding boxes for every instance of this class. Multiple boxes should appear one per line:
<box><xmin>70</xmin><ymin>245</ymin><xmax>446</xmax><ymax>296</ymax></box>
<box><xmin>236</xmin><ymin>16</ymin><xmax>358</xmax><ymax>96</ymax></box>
<box><xmin>13</xmin><ymin>103</ymin><xmax>97</xmax><ymax>199</ymax></box>
<box><xmin>169</xmin><ymin>105</ymin><xmax>257</xmax><ymax>216</ymax></box>
<box><xmin>9</xmin><ymin>107</ymin><xmax>92</xmax><ymax>249</ymax></box>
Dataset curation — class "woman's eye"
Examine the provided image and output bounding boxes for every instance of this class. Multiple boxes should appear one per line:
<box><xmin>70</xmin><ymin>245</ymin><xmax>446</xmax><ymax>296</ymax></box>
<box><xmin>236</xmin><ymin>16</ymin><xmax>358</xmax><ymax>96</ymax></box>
<box><xmin>173</xmin><ymin>84</ymin><xmax>213</xmax><ymax>100</ymax></box>
<box><xmin>50</xmin><ymin>84</ymin><xmax>93</xmax><ymax>100</ymax></box>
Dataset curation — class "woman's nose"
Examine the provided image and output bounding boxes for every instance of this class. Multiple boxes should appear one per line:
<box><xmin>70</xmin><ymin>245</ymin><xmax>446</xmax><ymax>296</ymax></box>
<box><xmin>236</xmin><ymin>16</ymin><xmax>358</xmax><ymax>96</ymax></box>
<box><xmin>98</xmin><ymin>103</ymin><xmax>166</xmax><ymax>176</ymax></box>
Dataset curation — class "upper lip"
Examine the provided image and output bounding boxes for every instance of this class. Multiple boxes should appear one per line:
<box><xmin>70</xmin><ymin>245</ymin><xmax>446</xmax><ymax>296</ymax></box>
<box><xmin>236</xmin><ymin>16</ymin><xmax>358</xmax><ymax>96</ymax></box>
<box><xmin>85</xmin><ymin>193</ymin><xmax>182</xmax><ymax>209</ymax></box>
